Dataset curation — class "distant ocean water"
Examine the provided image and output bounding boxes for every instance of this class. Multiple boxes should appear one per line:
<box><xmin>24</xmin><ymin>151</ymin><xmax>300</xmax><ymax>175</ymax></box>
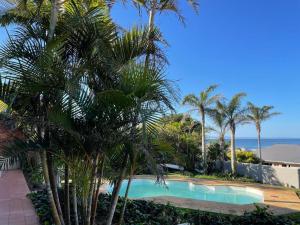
<box><xmin>208</xmin><ymin>138</ymin><xmax>300</xmax><ymax>151</ymax></box>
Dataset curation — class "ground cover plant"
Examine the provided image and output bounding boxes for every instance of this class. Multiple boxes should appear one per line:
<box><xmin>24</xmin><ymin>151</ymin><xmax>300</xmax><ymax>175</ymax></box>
<box><xmin>28</xmin><ymin>191</ymin><xmax>300</xmax><ymax>225</ymax></box>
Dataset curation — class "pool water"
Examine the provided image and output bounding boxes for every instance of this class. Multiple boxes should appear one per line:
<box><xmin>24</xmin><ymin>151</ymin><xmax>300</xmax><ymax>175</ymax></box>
<box><xmin>108</xmin><ymin>179</ymin><xmax>264</xmax><ymax>205</ymax></box>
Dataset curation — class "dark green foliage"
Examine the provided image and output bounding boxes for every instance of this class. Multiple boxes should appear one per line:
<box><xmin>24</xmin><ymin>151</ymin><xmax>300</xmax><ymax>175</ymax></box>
<box><xmin>28</xmin><ymin>190</ymin><xmax>54</xmax><ymax>225</ymax></box>
<box><xmin>207</xmin><ymin>142</ymin><xmax>229</xmax><ymax>162</ymax></box>
<box><xmin>242</xmin><ymin>205</ymin><xmax>276</xmax><ymax>224</ymax></box>
<box><xmin>207</xmin><ymin>142</ymin><xmax>229</xmax><ymax>173</ymax></box>
<box><xmin>22</xmin><ymin>159</ymin><xmax>44</xmax><ymax>189</ymax></box>
<box><xmin>98</xmin><ymin>197</ymin><xmax>299</xmax><ymax>225</ymax></box>
<box><xmin>153</xmin><ymin>114</ymin><xmax>201</xmax><ymax>171</ymax></box>
<box><xmin>29</xmin><ymin>190</ymin><xmax>300</xmax><ymax>225</ymax></box>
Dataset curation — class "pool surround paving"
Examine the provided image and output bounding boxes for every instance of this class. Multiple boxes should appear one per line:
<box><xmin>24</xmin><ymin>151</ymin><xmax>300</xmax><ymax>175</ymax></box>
<box><xmin>128</xmin><ymin>175</ymin><xmax>300</xmax><ymax>216</ymax></box>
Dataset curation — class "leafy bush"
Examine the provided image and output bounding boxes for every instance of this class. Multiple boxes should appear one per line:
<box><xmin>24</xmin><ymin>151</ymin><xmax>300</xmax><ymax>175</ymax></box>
<box><xmin>29</xmin><ymin>190</ymin><xmax>300</xmax><ymax>225</ymax></box>
<box><xmin>240</xmin><ymin>204</ymin><xmax>295</xmax><ymax>225</ymax></box>
<box><xmin>227</xmin><ymin>149</ymin><xmax>260</xmax><ymax>164</ymax></box>
<box><xmin>207</xmin><ymin>142</ymin><xmax>229</xmax><ymax>173</ymax></box>
<box><xmin>27</xmin><ymin>190</ymin><xmax>54</xmax><ymax>225</ymax></box>
<box><xmin>207</xmin><ymin>142</ymin><xmax>229</xmax><ymax>162</ymax></box>
<box><xmin>20</xmin><ymin>154</ymin><xmax>44</xmax><ymax>189</ymax></box>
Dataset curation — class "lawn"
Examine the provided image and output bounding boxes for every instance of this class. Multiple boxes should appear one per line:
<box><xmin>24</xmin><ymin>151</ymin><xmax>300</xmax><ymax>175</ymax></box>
<box><xmin>167</xmin><ymin>172</ymin><xmax>257</xmax><ymax>183</ymax></box>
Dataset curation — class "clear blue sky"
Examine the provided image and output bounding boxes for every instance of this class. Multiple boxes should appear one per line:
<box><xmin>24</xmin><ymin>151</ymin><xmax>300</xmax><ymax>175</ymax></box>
<box><xmin>1</xmin><ymin>0</ymin><xmax>300</xmax><ymax>138</ymax></box>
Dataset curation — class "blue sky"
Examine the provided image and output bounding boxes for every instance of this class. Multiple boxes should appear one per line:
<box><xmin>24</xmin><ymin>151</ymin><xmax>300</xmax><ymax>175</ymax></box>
<box><xmin>0</xmin><ymin>0</ymin><xmax>300</xmax><ymax>138</ymax></box>
<box><xmin>109</xmin><ymin>0</ymin><xmax>300</xmax><ymax>138</ymax></box>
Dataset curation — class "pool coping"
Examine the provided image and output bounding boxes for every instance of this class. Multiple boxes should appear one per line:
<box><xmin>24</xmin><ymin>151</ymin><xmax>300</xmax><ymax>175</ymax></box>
<box><xmin>128</xmin><ymin>175</ymin><xmax>300</xmax><ymax>216</ymax></box>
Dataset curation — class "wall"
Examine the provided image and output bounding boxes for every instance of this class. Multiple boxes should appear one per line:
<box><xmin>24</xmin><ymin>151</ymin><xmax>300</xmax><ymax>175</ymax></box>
<box><xmin>217</xmin><ymin>161</ymin><xmax>300</xmax><ymax>188</ymax></box>
<box><xmin>0</xmin><ymin>161</ymin><xmax>20</xmax><ymax>177</ymax></box>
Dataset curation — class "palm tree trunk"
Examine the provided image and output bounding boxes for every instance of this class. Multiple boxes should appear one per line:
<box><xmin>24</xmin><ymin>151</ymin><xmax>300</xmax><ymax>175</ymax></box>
<box><xmin>85</xmin><ymin>154</ymin><xmax>100</xmax><ymax>225</ymax></box>
<box><xmin>72</xmin><ymin>183</ymin><xmax>79</xmax><ymax>225</ymax></box>
<box><xmin>219</xmin><ymin>135</ymin><xmax>225</xmax><ymax>171</ymax></box>
<box><xmin>83</xmin><ymin>194</ymin><xmax>88</xmax><ymax>224</ymax></box>
<box><xmin>47</xmin><ymin>153</ymin><xmax>65</xmax><ymax>225</ymax></box>
<box><xmin>106</xmin><ymin>154</ymin><xmax>129</xmax><ymax>225</ymax></box>
<box><xmin>118</xmin><ymin>170</ymin><xmax>133</xmax><ymax>225</ymax></box>
<box><xmin>49</xmin><ymin>0</ymin><xmax>59</xmax><ymax>40</ymax></box>
<box><xmin>201</xmin><ymin>111</ymin><xmax>206</xmax><ymax>173</ymax></box>
<box><xmin>257</xmin><ymin>128</ymin><xmax>263</xmax><ymax>182</ymax></box>
<box><xmin>258</xmin><ymin>129</ymin><xmax>262</xmax><ymax>163</ymax></box>
<box><xmin>145</xmin><ymin>0</ymin><xmax>156</xmax><ymax>67</ymax></box>
<box><xmin>40</xmin><ymin>150</ymin><xmax>62</xmax><ymax>225</ymax></box>
<box><xmin>90</xmin><ymin>158</ymin><xmax>105</xmax><ymax>225</ymax></box>
<box><xmin>230</xmin><ymin>127</ymin><xmax>237</xmax><ymax>175</ymax></box>
<box><xmin>64</xmin><ymin>164</ymin><xmax>71</xmax><ymax>225</ymax></box>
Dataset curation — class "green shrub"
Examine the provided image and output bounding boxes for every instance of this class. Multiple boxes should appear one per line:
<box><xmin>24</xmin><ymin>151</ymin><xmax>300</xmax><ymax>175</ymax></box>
<box><xmin>27</xmin><ymin>190</ymin><xmax>54</xmax><ymax>225</ymax></box>
<box><xmin>227</xmin><ymin>149</ymin><xmax>260</xmax><ymax>164</ymax></box>
<box><xmin>28</xmin><ymin>190</ymin><xmax>299</xmax><ymax>225</ymax></box>
<box><xmin>22</xmin><ymin>158</ymin><xmax>44</xmax><ymax>188</ymax></box>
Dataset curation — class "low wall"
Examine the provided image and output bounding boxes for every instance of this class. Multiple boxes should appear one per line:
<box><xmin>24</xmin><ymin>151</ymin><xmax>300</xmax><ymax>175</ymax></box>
<box><xmin>0</xmin><ymin>161</ymin><xmax>20</xmax><ymax>177</ymax></box>
<box><xmin>216</xmin><ymin>161</ymin><xmax>300</xmax><ymax>188</ymax></box>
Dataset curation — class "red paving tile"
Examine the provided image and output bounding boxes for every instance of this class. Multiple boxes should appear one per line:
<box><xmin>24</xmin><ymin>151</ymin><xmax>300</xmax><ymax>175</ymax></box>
<box><xmin>0</xmin><ymin>170</ymin><xmax>39</xmax><ymax>225</ymax></box>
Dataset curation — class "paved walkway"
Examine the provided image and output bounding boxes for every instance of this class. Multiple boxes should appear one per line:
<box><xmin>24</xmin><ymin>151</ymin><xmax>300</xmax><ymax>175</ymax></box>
<box><xmin>0</xmin><ymin>170</ymin><xmax>39</xmax><ymax>225</ymax></box>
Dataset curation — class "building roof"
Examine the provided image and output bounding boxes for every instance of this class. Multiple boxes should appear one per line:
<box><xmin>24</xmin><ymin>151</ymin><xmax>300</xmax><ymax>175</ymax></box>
<box><xmin>260</xmin><ymin>144</ymin><xmax>300</xmax><ymax>164</ymax></box>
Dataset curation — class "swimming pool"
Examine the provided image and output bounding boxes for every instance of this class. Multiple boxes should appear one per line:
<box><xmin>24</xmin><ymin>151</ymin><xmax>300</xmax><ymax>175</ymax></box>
<box><xmin>108</xmin><ymin>179</ymin><xmax>264</xmax><ymax>205</ymax></box>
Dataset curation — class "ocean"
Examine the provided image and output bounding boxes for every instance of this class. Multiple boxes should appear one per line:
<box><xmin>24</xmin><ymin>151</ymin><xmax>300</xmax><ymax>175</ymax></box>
<box><xmin>208</xmin><ymin>138</ymin><xmax>300</xmax><ymax>151</ymax></box>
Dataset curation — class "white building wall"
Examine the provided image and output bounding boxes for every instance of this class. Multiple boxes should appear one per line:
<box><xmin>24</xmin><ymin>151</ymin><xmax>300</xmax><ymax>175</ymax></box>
<box><xmin>218</xmin><ymin>161</ymin><xmax>300</xmax><ymax>188</ymax></box>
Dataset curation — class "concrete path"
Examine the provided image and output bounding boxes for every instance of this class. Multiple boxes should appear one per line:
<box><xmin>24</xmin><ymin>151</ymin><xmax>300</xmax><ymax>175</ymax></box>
<box><xmin>0</xmin><ymin>170</ymin><xmax>39</xmax><ymax>225</ymax></box>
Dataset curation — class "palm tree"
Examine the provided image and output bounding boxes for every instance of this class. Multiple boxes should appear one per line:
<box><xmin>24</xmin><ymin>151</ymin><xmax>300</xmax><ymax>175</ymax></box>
<box><xmin>216</xmin><ymin>93</ymin><xmax>247</xmax><ymax>175</ymax></box>
<box><xmin>0</xmin><ymin>3</ymin><xmax>172</xmax><ymax>225</ymax></box>
<box><xmin>1</xmin><ymin>0</ymin><xmax>62</xmax><ymax>39</ymax></box>
<box><xmin>109</xmin><ymin>0</ymin><xmax>199</xmax><ymax>66</ymax></box>
<box><xmin>208</xmin><ymin>109</ymin><xmax>228</xmax><ymax>170</ymax></box>
<box><xmin>247</xmin><ymin>102</ymin><xmax>280</xmax><ymax>179</ymax></box>
<box><xmin>182</xmin><ymin>85</ymin><xmax>221</xmax><ymax>172</ymax></box>
<box><xmin>105</xmin><ymin>62</ymin><xmax>176</xmax><ymax>225</ymax></box>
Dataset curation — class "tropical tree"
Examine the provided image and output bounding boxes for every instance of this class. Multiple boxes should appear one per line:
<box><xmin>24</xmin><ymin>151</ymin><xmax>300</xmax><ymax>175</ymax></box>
<box><xmin>0</xmin><ymin>0</ymin><xmax>63</xmax><ymax>39</ymax></box>
<box><xmin>109</xmin><ymin>0</ymin><xmax>199</xmax><ymax>66</ymax></box>
<box><xmin>182</xmin><ymin>85</ymin><xmax>220</xmax><ymax>172</ymax></box>
<box><xmin>247</xmin><ymin>102</ymin><xmax>280</xmax><ymax>179</ymax></box>
<box><xmin>104</xmin><ymin>63</ymin><xmax>176</xmax><ymax>225</ymax></box>
<box><xmin>154</xmin><ymin>114</ymin><xmax>201</xmax><ymax>170</ymax></box>
<box><xmin>0</xmin><ymin>2</ymin><xmax>176</xmax><ymax>225</ymax></box>
<box><xmin>208</xmin><ymin>109</ymin><xmax>228</xmax><ymax>169</ymax></box>
<box><xmin>216</xmin><ymin>93</ymin><xmax>247</xmax><ymax>175</ymax></box>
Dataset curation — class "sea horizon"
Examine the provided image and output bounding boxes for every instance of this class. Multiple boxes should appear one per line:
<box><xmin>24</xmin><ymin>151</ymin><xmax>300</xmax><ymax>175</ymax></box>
<box><xmin>207</xmin><ymin>138</ymin><xmax>300</xmax><ymax>151</ymax></box>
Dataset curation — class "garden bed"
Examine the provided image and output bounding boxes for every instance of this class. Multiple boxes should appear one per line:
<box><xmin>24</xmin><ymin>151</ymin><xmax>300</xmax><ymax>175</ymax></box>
<box><xmin>28</xmin><ymin>190</ymin><xmax>300</xmax><ymax>225</ymax></box>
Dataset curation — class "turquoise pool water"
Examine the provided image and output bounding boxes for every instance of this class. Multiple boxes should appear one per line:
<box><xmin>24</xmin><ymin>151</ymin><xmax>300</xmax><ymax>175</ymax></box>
<box><xmin>108</xmin><ymin>179</ymin><xmax>264</xmax><ymax>205</ymax></box>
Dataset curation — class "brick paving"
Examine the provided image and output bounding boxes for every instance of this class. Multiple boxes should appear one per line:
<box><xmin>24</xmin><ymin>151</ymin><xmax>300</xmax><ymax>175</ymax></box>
<box><xmin>0</xmin><ymin>170</ymin><xmax>39</xmax><ymax>225</ymax></box>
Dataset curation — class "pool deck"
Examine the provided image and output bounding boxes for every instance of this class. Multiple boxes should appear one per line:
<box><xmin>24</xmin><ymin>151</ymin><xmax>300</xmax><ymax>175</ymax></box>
<box><xmin>133</xmin><ymin>175</ymin><xmax>300</xmax><ymax>216</ymax></box>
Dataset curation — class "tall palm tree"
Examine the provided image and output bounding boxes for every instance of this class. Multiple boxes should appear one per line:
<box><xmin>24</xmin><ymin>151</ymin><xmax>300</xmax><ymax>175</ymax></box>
<box><xmin>0</xmin><ymin>3</ymin><xmax>169</xmax><ymax>225</ymax></box>
<box><xmin>1</xmin><ymin>0</ymin><xmax>61</xmax><ymax>39</ymax></box>
<box><xmin>109</xmin><ymin>0</ymin><xmax>199</xmax><ymax>66</ymax></box>
<box><xmin>208</xmin><ymin>109</ymin><xmax>228</xmax><ymax>169</ymax></box>
<box><xmin>105</xmin><ymin>62</ymin><xmax>176</xmax><ymax>225</ymax></box>
<box><xmin>216</xmin><ymin>93</ymin><xmax>247</xmax><ymax>175</ymax></box>
<box><xmin>247</xmin><ymin>102</ymin><xmax>280</xmax><ymax>179</ymax></box>
<box><xmin>182</xmin><ymin>85</ymin><xmax>221</xmax><ymax>172</ymax></box>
